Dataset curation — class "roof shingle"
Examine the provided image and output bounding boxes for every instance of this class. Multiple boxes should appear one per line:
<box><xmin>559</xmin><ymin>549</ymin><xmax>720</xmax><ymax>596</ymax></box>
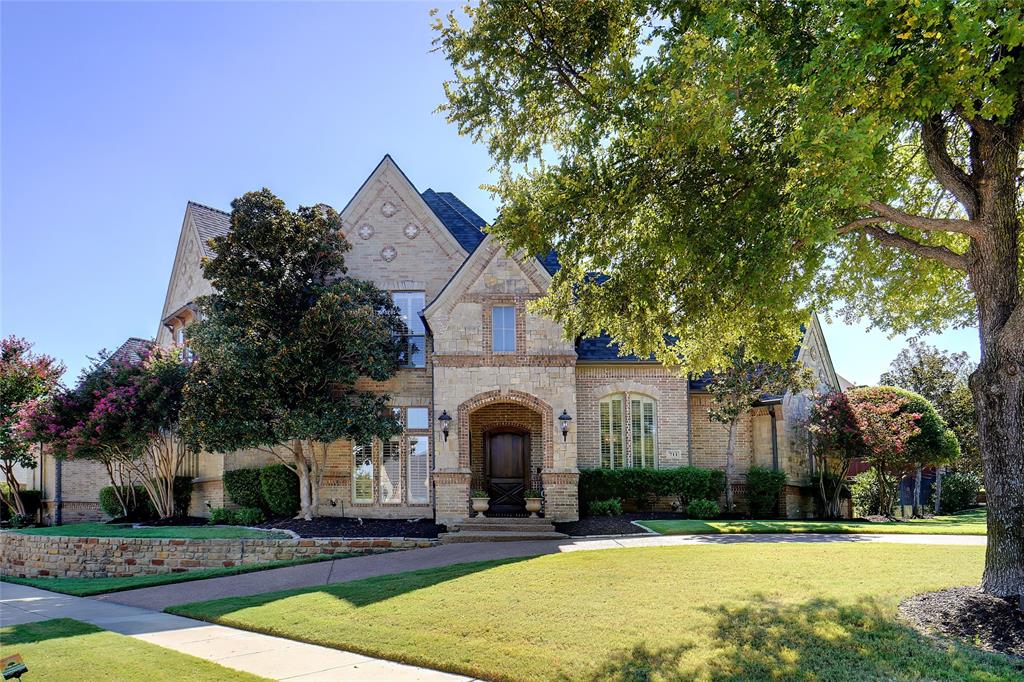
<box><xmin>188</xmin><ymin>201</ymin><xmax>231</xmax><ymax>258</ymax></box>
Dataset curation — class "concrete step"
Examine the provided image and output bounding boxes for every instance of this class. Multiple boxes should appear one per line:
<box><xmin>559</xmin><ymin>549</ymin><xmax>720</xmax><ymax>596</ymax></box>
<box><xmin>454</xmin><ymin>523</ymin><xmax>556</xmax><ymax>533</ymax></box>
<box><xmin>453</xmin><ymin>517</ymin><xmax>556</xmax><ymax>533</ymax></box>
<box><xmin>438</xmin><ymin>530</ymin><xmax>568</xmax><ymax>544</ymax></box>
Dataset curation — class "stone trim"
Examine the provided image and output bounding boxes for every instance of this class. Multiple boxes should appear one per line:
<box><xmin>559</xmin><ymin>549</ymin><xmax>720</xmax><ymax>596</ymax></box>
<box><xmin>457</xmin><ymin>390</ymin><xmax>554</xmax><ymax>469</ymax></box>
<box><xmin>1</xmin><ymin>532</ymin><xmax>435</xmax><ymax>579</ymax></box>
<box><xmin>432</xmin><ymin>354</ymin><xmax>576</xmax><ymax>368</ymax></box>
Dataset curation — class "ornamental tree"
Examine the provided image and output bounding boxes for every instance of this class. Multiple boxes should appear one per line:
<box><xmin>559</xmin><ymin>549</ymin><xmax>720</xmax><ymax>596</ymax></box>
<box><xmin>19</xmin><ymin>347</ymin><xmax>189</xmax><ymax>519</ymax></box>
<box><xmin>435</xmin><ymin>0</ymin><xmax>1024</xmax><ymax>601</ymax></box>
<box><xmin>846</xmin><ymin>386</ymin><xmax>959</xmax><ymax>516</ymax></box>
<box><xmin>181</xmin><ymin>189</ymin><xmax>405</xmax><ymax>520</ymax></box>
<box><xmin>0</xmin><ymin>336</ymin><xmax>64</xmax><ymax>517</ymax></box>
<box><xmin>807</xmin><ymin>391</ymin><xmax>865</xmax><ymax>519</ymax></box>
<box><xmin>704</xmin><ymin>347</ymin><xmax>813</xmax><ymax>511</ymax></box>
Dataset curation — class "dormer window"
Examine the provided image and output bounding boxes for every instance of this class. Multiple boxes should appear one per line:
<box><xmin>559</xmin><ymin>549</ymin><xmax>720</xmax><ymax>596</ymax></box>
<box><xmin>492</xmin><ymin>305</ymin><xmax>516</xmax><ymax>353</ymax></box>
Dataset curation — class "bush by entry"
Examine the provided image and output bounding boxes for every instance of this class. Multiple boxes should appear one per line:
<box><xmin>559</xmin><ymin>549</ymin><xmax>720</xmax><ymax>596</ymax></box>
<box><xmin>168</xmin><ymin>543</ymin><xmax>1017</xmax><ymax>681</ymax></box>
<box><xmin>640</xmin><ymin>507</ymin><xmax>988</xmax><ymax>536</ymax></box>
<box><xmin>0</xmin><ymin>618</ymin><xmax>266</xmax><ymax>681</ymax></box>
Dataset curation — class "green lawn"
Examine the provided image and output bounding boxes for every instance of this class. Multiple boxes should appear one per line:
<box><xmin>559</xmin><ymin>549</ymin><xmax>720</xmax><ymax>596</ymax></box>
<box><xmin>640</xmin><ymin>507</ymin><xmax>988</xmax><ymax>536</ymax></box>
<box><xmin>169</xmin><ymin>543</ymin><xmax>1022</xmax><ymax>681</ymax></box>
<box><xmin>11</xmin><ymin>522</ymin><xmax>289</xmax><ymax>539</ymax></box>
<box><xmin>1</xmin><ymin>554</ymin><xmax>349</xmax><ymax>597</ymax></box>
<box><xmin>0</xmin><ymin>618</ymin><xmax>267</xmax><ymax>681</ymax></box>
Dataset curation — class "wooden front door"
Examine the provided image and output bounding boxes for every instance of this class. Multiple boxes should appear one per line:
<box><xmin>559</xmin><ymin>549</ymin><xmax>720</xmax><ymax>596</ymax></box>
<box><xmin>485</xmin><ymin>431</ymin><xmax>529</xmax><ymax>514</ymax></box>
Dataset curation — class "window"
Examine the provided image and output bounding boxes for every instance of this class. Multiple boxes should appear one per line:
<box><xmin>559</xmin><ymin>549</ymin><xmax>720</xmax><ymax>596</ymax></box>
<box><xmin>631</xmin><ymin>397</ymin><xmax>657</xmax><ymax>467</ymax></box>
<box><xmin>600</xmin><ymin>393</ymin><xmax>658</xmax><ymax>469</ymax></box>
<box><xmin>407</xmin><ymin>436</ymin><xmax>430</xmax><ymax>503</ymax></box>
<box><xmin>406</xmin><ymin>407</ymin><xmax>429</xmax><ymax>430</ymax></box>
<box><xmin>393</xmin><ymin>292</ymin><xmax>425</xmax><ymax>367</ymax></box>
<box><xmin>380</xmin><ymin>438</ymin><xmax>402</xmax><ymax>504</ymax></box>
<box><xmin>352</xmin><ymin>443</ymin><xmax>374</xmax><ymax>503</ymax></box>
<box><xmin>600</xmin><ymin>396</ymin><xmax>625</xmax><ymax>468</ymax></box>
<box><xmin>492</xmin><ymin>305</ymin><xmax>516</xmax><ymax>353</ymax></box>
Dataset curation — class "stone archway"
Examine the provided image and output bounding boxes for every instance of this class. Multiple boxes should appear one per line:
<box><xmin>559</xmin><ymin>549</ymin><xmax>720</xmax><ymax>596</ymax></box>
<box><xmin>456</xmin><ymin>390</ymin><xmax>554</xmax><ymax>472</ymax></box>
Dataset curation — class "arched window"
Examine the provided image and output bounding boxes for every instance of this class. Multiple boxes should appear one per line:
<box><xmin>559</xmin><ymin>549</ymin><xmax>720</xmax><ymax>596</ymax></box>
<box><xmin>600</xmin><ymin>393</ymin><xmax>658</xmax><ymax>469</ymax></box>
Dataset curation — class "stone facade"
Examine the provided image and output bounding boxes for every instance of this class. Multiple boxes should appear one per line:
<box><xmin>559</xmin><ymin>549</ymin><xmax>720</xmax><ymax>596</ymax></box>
<box><xmin>125</xmin><ymin>154</ymin><xmax>846</xmax><ymax>530</ymax></box>
<box><xmin>0</xmin><ymin>531</ymin><xmax>433</xmax><ymax>579</ymax></box>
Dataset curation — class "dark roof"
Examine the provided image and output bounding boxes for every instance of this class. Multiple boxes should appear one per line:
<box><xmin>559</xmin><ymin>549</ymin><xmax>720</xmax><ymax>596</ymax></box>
<box><xmin>188</xmin><ymin>201</ymin><xmax>231</xmax><ymax>258</ymax></box>
<box><xmin>107</xmin><ymin>337</ymin><xmax>154</xmax><ymax>366</ymax></box>
<box><xmin>575</xmin><ymin>333</ymin><xmax>650</xmax><ymax>362</ymax></box>
<box><xmin>420</xmin><ymin>189</ymin><xmax>487</xmax><ymax>254</ymax></box>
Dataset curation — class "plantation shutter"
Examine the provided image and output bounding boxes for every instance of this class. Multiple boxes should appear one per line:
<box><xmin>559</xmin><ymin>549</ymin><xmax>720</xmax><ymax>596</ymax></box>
<box><xmin>352</xmin><ymin>443</ymin><xmax>373</xmax><ymax>503</ymax></box>
<box><xmin>407</xmin><ymin>435</ymin><xmax>430</xmax><ymax>503</ymax></box>
<box><xmin>380</xmin><ymin>438</ymin><xmax>402</xmax><ymax>504</ymax></box>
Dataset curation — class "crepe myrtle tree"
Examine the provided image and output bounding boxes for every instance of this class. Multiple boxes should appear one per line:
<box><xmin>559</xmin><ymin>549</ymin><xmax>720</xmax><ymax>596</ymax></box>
<box><xmin>435</xmin><ymin>0</ymin><xmax>1024</xmax><ymax>602</ymax></box>
<box><xmin>807</xmin><ymin>391</ymin><xmax>865</xmax><ymax>519</ymax></box>
<box><xmin>0</xmin><ymin>336</ymin><xmax>64</xmax><ymax>518</ymax></box>
<box><xmin>181</xmin><ymin>189</ymin><xmax>405</xmax><ymax>521</ymax></box>
<box><xmin>705</xmin><ymin>347</ymin><xmax>813</xmax><ymax>512</ymax></box>
<box><xmin>846</xmin><ymin>386</ymin><xmax>960</xmax><ymax>517</ymax></box>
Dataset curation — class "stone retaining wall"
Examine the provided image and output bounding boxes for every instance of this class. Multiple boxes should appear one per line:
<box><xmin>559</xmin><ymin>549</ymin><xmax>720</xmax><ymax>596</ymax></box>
<box><xmin>0</xmin><ymin>532</ymin><xmax>435</xmax><ymax>579</ymax></box>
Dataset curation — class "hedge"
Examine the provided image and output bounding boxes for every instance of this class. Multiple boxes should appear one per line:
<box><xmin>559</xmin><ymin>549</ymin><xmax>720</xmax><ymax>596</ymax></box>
<box><xmin>746</xmin><ymin>466</ymin><xmax>787</xmax><ymax>517</ymax></box>
<box><xmin>260</xmin><ymin>464</ymin><xmax>300</xmax><ymax>517</ymax></box>
<box><xmin>1</xmin><ymin>489</ymin><xmax>42</xmax><ymax>522</ymax></box>
<box><xmin>939</xmin><ymin>470</ymin><xmax>982</xmax><ymax>513</ymax></box>
<box><xmin>223</xmin><ymin>467</ymin><xmax>266</xmax><ymax>510</ymax></box>
<box><xmin>578</xmin><ymin>467</ymin><xmax>725</xmax><ymax>511</ymax></box>
<box><xmin>98</xmin><ymin>485</ymin><xmax>149</xmax><ymax>519</ymax></box>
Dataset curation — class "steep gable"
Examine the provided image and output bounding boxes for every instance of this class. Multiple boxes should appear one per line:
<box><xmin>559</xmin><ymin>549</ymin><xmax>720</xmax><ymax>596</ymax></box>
<box><xmin>155</xmin><ymin>202</ymin><xmax>218</xmax><ymax>346</ymax></box>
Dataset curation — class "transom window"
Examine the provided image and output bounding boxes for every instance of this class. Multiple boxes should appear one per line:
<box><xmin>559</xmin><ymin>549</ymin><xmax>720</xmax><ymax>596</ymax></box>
<box><xmin>492</xmin><ymin>305</ymin><xmax>516</xmax><ymax>353</ymax></box>
<box><xmin>600</xmin><ymin>393</ymin><xmax>658</xmax><ymax>469</ymax></box>
<box><xmin>393</xmin><ymin>292</ymin><xmax>425</xmax><ymax>368</ymax></box>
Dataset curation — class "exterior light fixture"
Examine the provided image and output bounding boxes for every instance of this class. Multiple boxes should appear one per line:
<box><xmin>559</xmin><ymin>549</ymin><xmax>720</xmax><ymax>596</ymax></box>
<box><xmin>558</xmin><ymin>409</ymin><xmax>573</xmax><ymax>441</ymax></box>
<box><xmin>438</xmin><ymin>410</ymin><xmax>453</xmax><ymax>442</ymax></box>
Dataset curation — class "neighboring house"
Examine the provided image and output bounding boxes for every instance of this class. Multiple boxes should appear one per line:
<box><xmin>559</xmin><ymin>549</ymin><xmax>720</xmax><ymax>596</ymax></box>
<box><xmin>157</xmin><ymin>155</ymin><xmax>842</xmax><ymax>523</ymax></box>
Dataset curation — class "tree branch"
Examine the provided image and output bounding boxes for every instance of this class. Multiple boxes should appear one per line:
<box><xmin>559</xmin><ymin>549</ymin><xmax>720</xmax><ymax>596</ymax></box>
<box><xmin>921</xmin><ymin>115</ymin><xmax>979</xmax><ymax>218</ymax></box>
<box><xmin>865</xmin><ymin>200</ymin><xmax>980</xmax><ymax>238</ymax></box>
<box><xmin>838</xmin><ymin>223</ymin><xmax>968</xmax><ymax>271</ymax></box>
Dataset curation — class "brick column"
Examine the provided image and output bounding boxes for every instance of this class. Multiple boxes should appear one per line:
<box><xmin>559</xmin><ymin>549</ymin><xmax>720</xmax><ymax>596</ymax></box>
<box><xmin>433</xmin><ymin>470</ymin><xmax>471</xmax><ymax>525</ymax></box>
<box><xmin>541</xmin><ymin>469</ymin><xmax>579</xmax><ymax>521</ymax></box>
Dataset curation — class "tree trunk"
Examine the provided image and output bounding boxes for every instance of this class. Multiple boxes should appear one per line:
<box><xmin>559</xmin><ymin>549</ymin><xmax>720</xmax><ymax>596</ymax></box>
<box><xmin>933</xmin><ymin>466</ymin><xmax>943</xmax><ymax>515</ymax></box>
<box><xmin>913</xmin><ymin>466</ymin><xmax>922</xmax><ymax>518</ymax></box>
<box><xmin>1</xmin><ymin>465</ymin><xmax>26</xmax><ymax>517</ymax></box>
<box><xmin>724</xmin><ymin>420</ymin><xmax>737</xmax><ymax>512</ymax></box>
<box><xmin>293</xmin><ymin>439</ymin><xmax>315</xmax><ymax>521</ymax></box>
<box><xmin>966</xmin><ymin>120</ymin><xmax>1024</xmax><ymax>604</ymax></box>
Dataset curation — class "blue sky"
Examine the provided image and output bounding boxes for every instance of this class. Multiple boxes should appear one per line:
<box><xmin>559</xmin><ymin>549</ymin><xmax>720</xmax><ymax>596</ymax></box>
<box><xmin>1</xmin><ymin>1</ymin><xmax>978</xmax><ymax>385</ymax></box>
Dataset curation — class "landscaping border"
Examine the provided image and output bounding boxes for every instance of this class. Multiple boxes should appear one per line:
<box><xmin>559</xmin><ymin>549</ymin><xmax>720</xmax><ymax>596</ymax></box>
<box><xmin>0</xmin><ymin>531</ymin><xmax>436</xmax><ymax>579</ymax></box>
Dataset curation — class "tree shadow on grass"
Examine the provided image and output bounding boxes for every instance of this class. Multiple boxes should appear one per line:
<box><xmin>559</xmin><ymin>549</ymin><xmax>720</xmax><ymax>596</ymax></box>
<box><xmin>0</xmin><ymin>618</ymin><xmax>100</xmax><ymax>646</ymax></box>
<box><xmin>590</xmin><ymin>596</ymin><xmax>1024</xmax><ymax>681</ymax></box>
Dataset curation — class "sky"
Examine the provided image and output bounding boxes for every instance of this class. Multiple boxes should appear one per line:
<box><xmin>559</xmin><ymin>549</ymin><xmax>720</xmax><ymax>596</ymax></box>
<box><xmin>1</xmin><ymin>1</ymin><xmax>979</xmax><ymax>386</ymax></box>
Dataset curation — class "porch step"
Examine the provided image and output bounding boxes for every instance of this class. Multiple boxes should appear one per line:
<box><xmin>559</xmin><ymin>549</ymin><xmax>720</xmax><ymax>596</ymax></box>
<box><xmin>438</xmin><ymin>529</ymin><xmax>568</xmax><ymax>544</ymax></box>
<box><xmin>452</xmin><ymin>517</ymin><xmax>558</xmax><ymax>533</ymax></box>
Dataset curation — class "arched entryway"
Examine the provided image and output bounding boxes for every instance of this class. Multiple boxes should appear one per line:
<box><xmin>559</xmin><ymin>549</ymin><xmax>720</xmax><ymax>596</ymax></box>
<box><xmin>484</xmin><ymin>427</ymin><xmax>530</xmax><ymax>513</ymax></box>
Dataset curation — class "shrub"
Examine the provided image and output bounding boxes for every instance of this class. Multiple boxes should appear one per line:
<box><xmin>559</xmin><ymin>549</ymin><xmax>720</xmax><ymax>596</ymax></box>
<box><xmin>234</xmin><ymin>506</ymin><xmax>265</xmax><ymax>526</ymax></box>
<box><xmin>98</xmin><ymin>485</ymin><xmax>150</xmax><ymax>519</ymax></box>
<box><xmin>687</xmin><ymin>498</ymin><xmax>719</xmax><ymax>519</ymax></box>
<box><xmin>1</xmin><ymin>489</ymin><xmax>43</xmax><ymax>523</ymax></box>
<box><xmin>260</xmin><ymin>464</ymin><xmax>300</xmax><ymax>517</ymax></box>
<box><xmin>579</xmin><ymin>467</ymin><xmax>726</xmax><ymax>509</ymax></box>
<box><xmin>746</xmin><ymin>466</ymin><xmax>787</xmax><ymax>517</ymax></box>
<box><xmin>587</xmin><ymin>498</ymin><xmax>623</xmax><ymax>517</ymax></box>
<box><xmin>940</xmin><ymin>470</ymin><xmax>982</xmax><ymax>513</ymax></box>
<box><xmin>172</xmin><ymin>476</ymin><xmax>194</xmax><ymax>516</ymax></box>
<box><xmin>208</xmin><ymin>507</ymin><xmax>237</xmax><ymax>525</ymax></box>
<box><xmin>223</xmin><ymin>467</ymin><xmax>266</xmax><ymax>510</ymax></box>
<box><xmin>851</xmin><ymin>469</ymin><xmax>897</xmax><ymax>517</ymax></box>
<box><xmin>471</xmin><ymin>489</ymin><xmax>490</xmax><ymax>498</ymax></box>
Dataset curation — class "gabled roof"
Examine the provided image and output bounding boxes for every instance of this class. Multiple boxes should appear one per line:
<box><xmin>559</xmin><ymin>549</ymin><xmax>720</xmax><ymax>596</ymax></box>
<box><xmin>107</xmin><ymin>337</ymin><xmax>153</xmax><ymax>366</ymax></box>
<box><xmin>187</xmin><ymin>201</ymin><xmax>231</xmax><ymax>258</ymax></box>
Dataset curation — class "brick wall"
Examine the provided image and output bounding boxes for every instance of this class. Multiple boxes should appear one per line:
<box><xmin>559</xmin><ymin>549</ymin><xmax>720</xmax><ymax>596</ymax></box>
<box><xmin>575</xmin><ymin>365</ymin><xmax>690</xmax><ymax>470</ymax></box>
<box><xmin>1</xmin><ymin>531</ymin><xmax>434</xmax><ymax>579</ymax></box>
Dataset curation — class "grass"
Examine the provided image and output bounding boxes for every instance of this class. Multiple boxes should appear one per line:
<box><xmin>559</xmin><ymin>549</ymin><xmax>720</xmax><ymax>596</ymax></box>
<box><xmin>0</xmin><ymin>618</ymin><xmax>267</xmax><ymax>681</ymax></box>
<box><xmin>1</xmin><ymin>553</ymin><xmax>349</xmax><ymax>597</ymax></box>
<box><xmin>168</xmin><ymin>542</ymin><xmax>1022</xmax><ymax>681</ymax></box>
<box><xmin>11</xmin><ymin>521</ymin><xmax>290</xmax><ymax>539</ymax></box>
<box><xmin>640</xmin><ymin>507</ymin><xmax>988</xmax><ymax>536</ymax></box>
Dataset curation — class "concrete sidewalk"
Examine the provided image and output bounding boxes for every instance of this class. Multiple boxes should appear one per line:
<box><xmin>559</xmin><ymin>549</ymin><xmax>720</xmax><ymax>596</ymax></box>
<box><xmin>0</xmin><ymin>582</ymin><xmax>474</xmax><ymax>681</ymax></box>
<box><xmin>95</xmin><ymin>531</ymin><xmax>985</xmax><ymax>610</ymax></box>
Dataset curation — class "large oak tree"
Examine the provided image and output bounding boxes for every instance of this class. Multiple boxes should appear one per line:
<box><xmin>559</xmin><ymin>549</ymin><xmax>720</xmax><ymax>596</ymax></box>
<box><xmin>435</xmin><ymin>1</ymin><xmax>1023</xmax><ymax>600</ymax></box>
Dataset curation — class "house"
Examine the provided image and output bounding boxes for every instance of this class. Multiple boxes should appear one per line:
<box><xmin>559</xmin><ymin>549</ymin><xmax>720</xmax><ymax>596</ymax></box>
<box><xmin>155</xmin><ymin>155</ymin><xmax>842</xmax><ymax>524</ymax></box>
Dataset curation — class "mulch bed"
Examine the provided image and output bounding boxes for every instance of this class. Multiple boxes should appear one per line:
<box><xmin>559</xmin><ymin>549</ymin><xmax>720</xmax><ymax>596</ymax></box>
<box><xmin>258</xmin><ymin>516</ymin><xmax>446</xmax><ymax>539</ymax></box>
<box><xmin>899</xmin><ymin>586</ymin><xmax>1024</xmax><ymax>659</ymax></box>
<box><xmin>555</xmin><ymin>512</ymin><xmax>688</xmax><ymax>537</ymax></box>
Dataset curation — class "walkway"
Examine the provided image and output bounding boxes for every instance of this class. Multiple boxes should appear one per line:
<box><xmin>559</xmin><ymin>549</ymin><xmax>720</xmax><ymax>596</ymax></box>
<box><xmin>0</xmin><ymin>582</ymin><xmax>474</xmax><ymax>681</ymax></box>
<box><xmin>94</xmin><ymin>532</ymin><xmax>985</xmax><ymax>610</ymax></box>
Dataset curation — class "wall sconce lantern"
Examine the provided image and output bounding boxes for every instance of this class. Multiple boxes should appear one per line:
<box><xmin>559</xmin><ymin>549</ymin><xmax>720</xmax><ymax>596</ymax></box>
<box><xmin>558</xmin><ymin>409</ymin><xmax>573</xmax><ymax>441</ymax></box>
<box><xmin>438</xmin><ymin>410</ymin><xmax>453</xmax><ymax>442</ymax></box>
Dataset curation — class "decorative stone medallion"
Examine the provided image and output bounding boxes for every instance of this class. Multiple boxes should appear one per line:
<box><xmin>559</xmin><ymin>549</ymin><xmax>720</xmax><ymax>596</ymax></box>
<box><xmin>380</xmin><ymin>201</ymin><xmax>398</xmax><ymax>218</ymax></box>
<box><xmin>381</xmin><ymin>245</ymin><xmax>398</xmax><ymax>262</ymax></box>
<box><xmin>403</xmin><ymin>222</ymin><xmax>421</xmax><ymax>240</ymax></box>
<box><xmin>357</xmin><ymin>224</ymin><xmax>375</xmax><ymax>240</ymax></box>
